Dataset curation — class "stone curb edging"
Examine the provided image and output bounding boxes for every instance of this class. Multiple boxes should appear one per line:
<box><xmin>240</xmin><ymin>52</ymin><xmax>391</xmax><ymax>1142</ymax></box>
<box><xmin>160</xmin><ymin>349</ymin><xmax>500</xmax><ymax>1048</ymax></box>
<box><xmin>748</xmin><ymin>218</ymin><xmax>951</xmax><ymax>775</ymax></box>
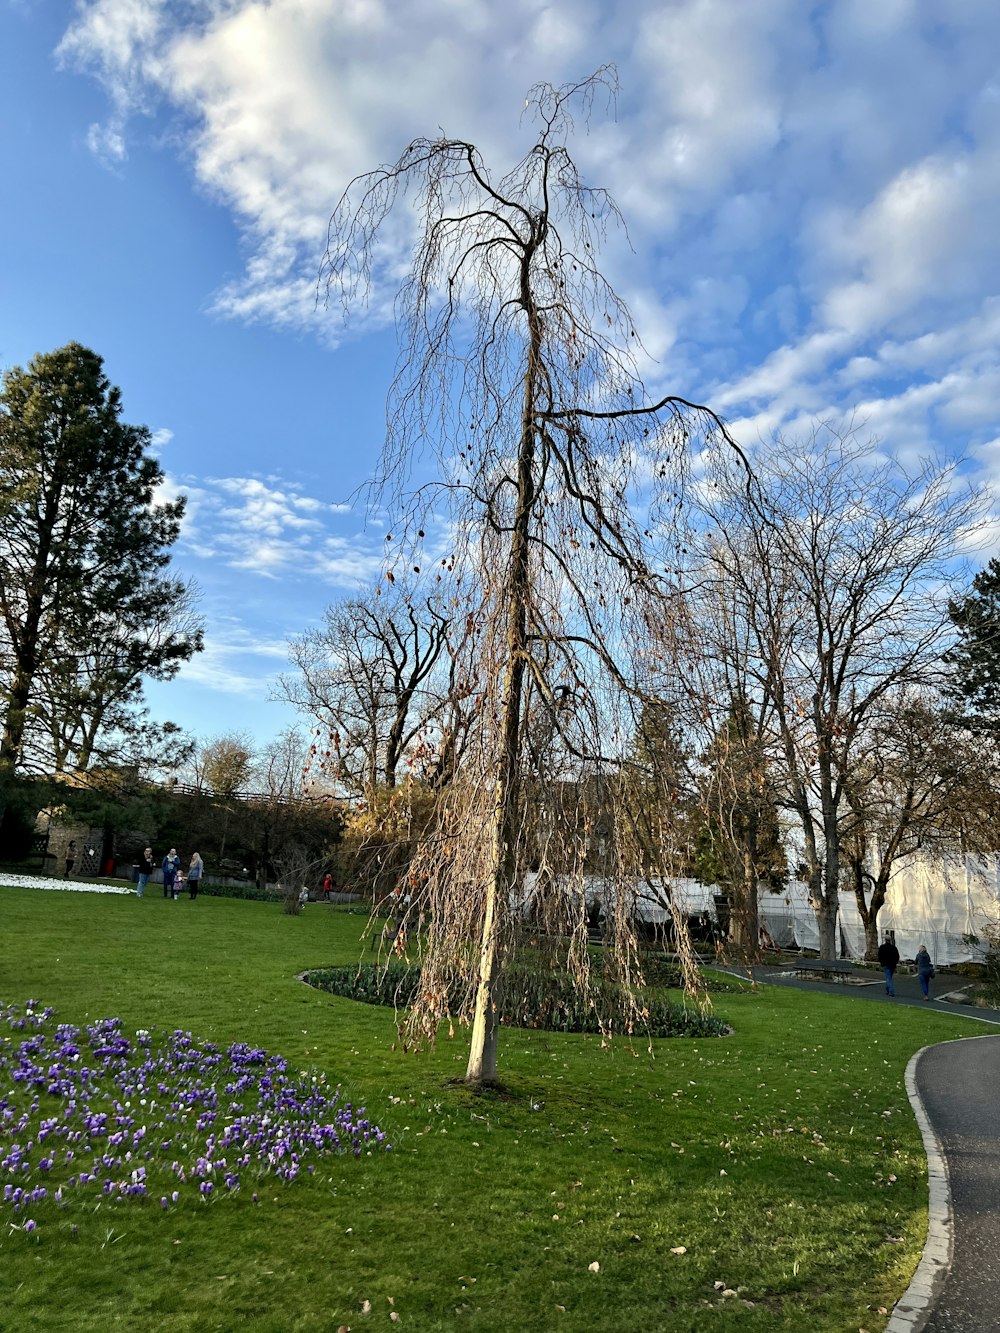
<box><xmin>886</xmin><ymin>1042</ymin><xmax>954</xmax><ymax>1331</ymax></box>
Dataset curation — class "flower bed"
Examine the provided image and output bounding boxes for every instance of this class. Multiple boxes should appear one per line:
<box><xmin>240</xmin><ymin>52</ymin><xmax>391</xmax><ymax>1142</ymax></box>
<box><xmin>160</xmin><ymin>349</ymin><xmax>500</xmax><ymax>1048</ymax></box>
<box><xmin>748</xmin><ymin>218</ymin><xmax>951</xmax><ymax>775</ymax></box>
<box><xmin>304</xmin><ymin>963</ymin><xmax>731</xmax><ymax>1038</ymax></box>
<box><xmin>1</xmin><ymin>1001</ymin><xmax>389</xmax><ymax>1236</ymax></box>
<box><xmin>0</xmin><ymin>873</ymin><xmax>133</xmax><ymax>896</ymax></box>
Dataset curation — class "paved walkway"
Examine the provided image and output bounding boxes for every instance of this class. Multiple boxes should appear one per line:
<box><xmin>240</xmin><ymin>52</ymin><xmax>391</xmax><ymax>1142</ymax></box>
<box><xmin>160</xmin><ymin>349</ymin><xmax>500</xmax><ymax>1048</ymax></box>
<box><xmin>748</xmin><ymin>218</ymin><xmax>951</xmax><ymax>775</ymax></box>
<box><xmin>731</xmin><ymin>957</ymin><xmax>1000</xmax><ymax>1022</ymax></box>
<box><xmin>728</xmin><ymin>959</ymin><xmax>1000</xmax><ymax>1331</ymax></box>
<box><xmin>911</xmin><ymin>1036</ymin><xmax>1000</xmax><ymax>1332</ymax></box>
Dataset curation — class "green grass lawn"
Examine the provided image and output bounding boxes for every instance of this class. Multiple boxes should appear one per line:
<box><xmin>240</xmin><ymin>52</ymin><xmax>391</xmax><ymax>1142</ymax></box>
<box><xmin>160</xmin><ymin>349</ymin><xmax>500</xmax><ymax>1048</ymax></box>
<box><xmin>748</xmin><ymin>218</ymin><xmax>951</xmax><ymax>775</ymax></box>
<box><xmin>0</xmin><ymin>886</ymin><xmax>987</xmax><ymax>1332</ymax></box>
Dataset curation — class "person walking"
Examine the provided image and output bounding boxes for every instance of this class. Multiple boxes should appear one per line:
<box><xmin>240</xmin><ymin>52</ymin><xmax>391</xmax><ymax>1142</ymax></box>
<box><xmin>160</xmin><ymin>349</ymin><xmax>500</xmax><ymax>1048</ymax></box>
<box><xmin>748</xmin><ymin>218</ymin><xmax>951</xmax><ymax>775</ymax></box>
<box><xmin>64</xmin><ymin>840</ymin><xmax>76</xmax><ymax>879</ymax></box>
<box><xmin>136</xmin><ymin>847</ymin><xmax>154</xmax><ymax>898</ymax></box>
<box><xmin>187</xmin><ymin>853</ymin><xmax>204</xmax><ymax>900</ymax></box>
<box><xmin>322</xmin><ymin>872</ymin><xmax>333</xmax><ymax>902</ymax></box>
<box><xmin>915</xmin><ymin>944</ymin><xmax>936</xmax><ymax>1000</ymax></box>
<box><xmin>162</xmin><ymin>848</ymin><xmax>180</xmax><ymax>900</ymax></box>
<box><xmin>877</xmin><ymin>935</ymin><xmax>900</xmax><ymax>996</ymax></box>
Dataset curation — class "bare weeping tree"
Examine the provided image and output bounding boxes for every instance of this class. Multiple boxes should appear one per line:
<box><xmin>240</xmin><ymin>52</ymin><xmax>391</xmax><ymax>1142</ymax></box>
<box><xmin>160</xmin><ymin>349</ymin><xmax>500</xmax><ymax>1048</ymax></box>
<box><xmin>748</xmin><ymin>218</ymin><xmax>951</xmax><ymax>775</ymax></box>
<box><xmin>323</xmin><ymin>70</ymin><xmax>737</xmax><ymax>1085</ymax></box>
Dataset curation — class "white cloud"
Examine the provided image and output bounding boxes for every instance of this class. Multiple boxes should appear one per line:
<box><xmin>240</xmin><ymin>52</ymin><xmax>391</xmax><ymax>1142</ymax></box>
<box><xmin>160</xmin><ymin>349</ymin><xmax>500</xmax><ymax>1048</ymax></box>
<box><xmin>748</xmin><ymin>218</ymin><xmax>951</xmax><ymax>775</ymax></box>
<box><xmin>820</xmin><ymin>150</ymin><xmax>1000</xmax><ymax>338</ymax></box>
<box><xmin>58</xmin><ymin>1</ymin><xmax>1000</xmax><ymax>479</ymax></box>
<box><xmin>174</xmin><ymin>621</ymin><xmax>288</xmax><ymax>697</ymax></box>
<box><xmin>149</xmin><ymin>426</ymin><xmax>174</xmax><ymax>452</ymax></box>
<box><xmin>164</xmin><ymin>470</ymin><xmax>388</xmax><ymax>587</ymax></box>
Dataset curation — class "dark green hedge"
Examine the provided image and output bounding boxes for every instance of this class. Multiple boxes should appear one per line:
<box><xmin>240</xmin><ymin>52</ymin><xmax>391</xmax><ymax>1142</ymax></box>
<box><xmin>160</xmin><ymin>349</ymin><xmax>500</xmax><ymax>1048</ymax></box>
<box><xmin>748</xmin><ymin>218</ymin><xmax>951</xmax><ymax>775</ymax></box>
<box><xmin>201</xmin><ymin>880</ymin><xmax>273</xmax><ymax>902</ymax></box>
<box><xmin>302</xmin><ymin>963</ymin><xmax>730</xmax><ymax>1038</ymax></box>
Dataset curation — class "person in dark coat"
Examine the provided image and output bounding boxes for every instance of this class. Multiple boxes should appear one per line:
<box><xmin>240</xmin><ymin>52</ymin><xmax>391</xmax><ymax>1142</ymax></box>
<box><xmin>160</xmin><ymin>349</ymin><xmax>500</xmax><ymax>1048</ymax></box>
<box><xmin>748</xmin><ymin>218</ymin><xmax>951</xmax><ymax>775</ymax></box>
<box><xmin>877</xmin><ymin>936</ymin><xmax>900</xmax><ymax>996</ymax></box>
<box><xmin>136</xmin><ymin>847</ymin><xmax>154</xmax><ymax>898</ymax></box>
<box><xmin>915</xmin><ymin>944</ymin><xmax>935</xmax><ymax>999</ymax></box>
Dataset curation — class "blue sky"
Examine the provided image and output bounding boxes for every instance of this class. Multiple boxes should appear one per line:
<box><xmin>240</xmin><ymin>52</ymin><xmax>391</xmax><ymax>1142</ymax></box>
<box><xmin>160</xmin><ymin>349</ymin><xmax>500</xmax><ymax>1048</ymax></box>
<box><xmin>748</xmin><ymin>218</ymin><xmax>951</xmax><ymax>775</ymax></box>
<box><xmin>3</xmin><ymin>0</ymin><xmax>1000</xmax><ymax>750</ymax></box>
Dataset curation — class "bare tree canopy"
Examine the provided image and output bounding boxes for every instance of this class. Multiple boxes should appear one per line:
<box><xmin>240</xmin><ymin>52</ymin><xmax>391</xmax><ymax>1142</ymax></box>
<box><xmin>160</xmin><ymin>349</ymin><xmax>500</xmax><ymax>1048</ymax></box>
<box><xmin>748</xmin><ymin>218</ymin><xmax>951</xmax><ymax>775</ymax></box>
<box><xmin>196</xmin><ymin>733</ymin><xmax>255</xmax><ymax>799</ymax></box>
<box><xmin>842</xmin><ymin>693</ymin><xmax>1000</xmax><ymax>956</ymax></box>
<box><xmin>280</xmin><ymin>581</ymin><xmax>470</xmax><ymax>796</ymax></box>
<box><xmin>323</xmin><ymin>70</ymin><xmax>738</xmax><ymax>1085</ymax></box>
<box><xmin>698</xmin><ymin>422</ymin><xmax>988</xmax><ymax>959</ymax></box>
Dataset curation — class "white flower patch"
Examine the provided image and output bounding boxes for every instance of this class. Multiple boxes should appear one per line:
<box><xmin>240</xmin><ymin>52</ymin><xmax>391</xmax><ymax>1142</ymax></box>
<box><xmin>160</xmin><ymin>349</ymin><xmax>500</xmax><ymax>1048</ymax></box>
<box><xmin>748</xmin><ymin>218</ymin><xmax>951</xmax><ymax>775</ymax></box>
<box><xmin>0</xmin><ymin>873</ymin><xmax>133</xmax><ymax>896</ymax></box>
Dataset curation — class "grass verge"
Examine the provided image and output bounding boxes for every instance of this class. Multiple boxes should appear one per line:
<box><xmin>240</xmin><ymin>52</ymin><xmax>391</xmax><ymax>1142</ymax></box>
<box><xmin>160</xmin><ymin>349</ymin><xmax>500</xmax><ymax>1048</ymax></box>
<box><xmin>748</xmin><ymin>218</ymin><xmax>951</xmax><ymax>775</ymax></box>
<box><xmin>0</xmin><ymin>885</ymin><xmax>988</xmax><ymax>1331</ymax></box>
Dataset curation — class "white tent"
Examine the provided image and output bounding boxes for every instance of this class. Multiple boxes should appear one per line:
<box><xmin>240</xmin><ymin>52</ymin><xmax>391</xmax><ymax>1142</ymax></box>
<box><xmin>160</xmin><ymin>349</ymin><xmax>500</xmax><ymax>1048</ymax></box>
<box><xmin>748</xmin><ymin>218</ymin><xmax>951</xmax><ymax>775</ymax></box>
<box><xmin>758</xmin><ymin>857</ymin><xmax>1000</xmax><ymax>964</ymax></box>
<box><xmin>522</xmin><ymin>859</ymin><xmax>1000</xmax><ymax>965</ymax></box>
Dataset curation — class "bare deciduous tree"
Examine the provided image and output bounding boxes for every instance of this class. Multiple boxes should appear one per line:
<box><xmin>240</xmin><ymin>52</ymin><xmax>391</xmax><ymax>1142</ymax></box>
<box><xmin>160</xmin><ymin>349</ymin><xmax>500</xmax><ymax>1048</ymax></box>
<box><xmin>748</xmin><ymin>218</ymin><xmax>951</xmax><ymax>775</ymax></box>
<box><xmin>281</xmin><ymin>582</ymin><xmax>472</xmax><ymax>796</ymax></box>
<box><xmin>843</xmin><ymin>694</ymin><xmax>1000</xmax><ymax>957</ymax></box>
<box><xmin>701</xmin><ymin>424</ymin><xmax>987</xmax><ymax>960</ymax></box>
<box><xmin>323</xmin><ymin>70</ymin><xmax>737</xmax><ymax>1085</ymax></box>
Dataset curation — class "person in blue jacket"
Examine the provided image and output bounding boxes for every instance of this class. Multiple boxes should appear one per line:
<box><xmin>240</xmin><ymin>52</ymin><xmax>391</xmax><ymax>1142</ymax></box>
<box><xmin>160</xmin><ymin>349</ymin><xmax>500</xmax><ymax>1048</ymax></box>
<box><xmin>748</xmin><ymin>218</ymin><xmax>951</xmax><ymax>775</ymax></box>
<box><xmin>162</xmin><ymin>848</ymin><xmax>180</xmax><ymax>899</ymax></box>
<box><xmin>914</xmin><ymin>944</ymin><xmax>935</xmax><ymax>1000</ymax></box>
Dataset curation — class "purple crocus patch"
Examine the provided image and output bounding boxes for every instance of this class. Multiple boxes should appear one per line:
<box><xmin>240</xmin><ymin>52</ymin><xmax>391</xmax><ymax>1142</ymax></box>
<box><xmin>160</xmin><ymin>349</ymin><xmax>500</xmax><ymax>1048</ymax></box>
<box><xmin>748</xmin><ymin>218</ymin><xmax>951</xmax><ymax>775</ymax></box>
<box><xmin>1</xmin><ymin>1000</ymin><xmax>390</xmax><ymax>1234</ymax></box>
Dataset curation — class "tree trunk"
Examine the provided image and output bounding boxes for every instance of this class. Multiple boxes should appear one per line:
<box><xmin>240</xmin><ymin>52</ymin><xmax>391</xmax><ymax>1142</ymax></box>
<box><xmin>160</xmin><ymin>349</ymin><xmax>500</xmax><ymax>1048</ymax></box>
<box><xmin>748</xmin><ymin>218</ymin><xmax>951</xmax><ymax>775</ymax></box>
<box><xmin>815</xmin><ymin>743</ymin><xmax>841</xmax><ymax>958</ymax></box>
<box><xmin>816</xmin><ymin>893</ymin><xmax>839</xmax><ymax>959</ymax></box>
<box><xmin>0</xmin><ymin>482</ymin><xmax>60</xmax><ymax>769</ymax></box>
<box><xmin>465</xmin><ymin>245</ymin><xmax>540</xmax><ymax>1086</ymax></box>
<box><xmin>256</xmin><ymin>828</ymin><xmax>270</xmax><ymax>893</ymax></box>
<box><xmin>0</xmin><ymin>665</ymin><xmax>33</xmax><ymax>768</ymax></box>
<box><xmin>728</xmin><ymin>849</ymin><xmax>760</xmax><ymax>956</ymax></box>
<box><xmin>818</xmin><ymin>830</ymin><xmax>841</xmax><ymax>958</ymax></box>
<box><xmin>465</xmin><ymin>451</ymin><xmax>533</xmax><ymax>1084</ymax></box>
<box><xmin>860</xmin><ymin>876</ymin><xmax>889</xmax><ymax>962</ymax></box>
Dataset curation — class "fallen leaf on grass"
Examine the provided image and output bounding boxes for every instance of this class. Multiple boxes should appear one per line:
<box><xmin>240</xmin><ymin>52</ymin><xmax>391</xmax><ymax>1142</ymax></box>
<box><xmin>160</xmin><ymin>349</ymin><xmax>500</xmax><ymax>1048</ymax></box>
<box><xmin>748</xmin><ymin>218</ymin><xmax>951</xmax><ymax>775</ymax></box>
<box><xmin>360</xmin><ymin>1299</ymin><xmax>371</xmax><ymax>1314</ymax></box>
<box><xmin>588</xmin><ymin>1262</ymin><xmax>600</xmax><ymax>1273</ymax></box>
<box><xmin>670</xmin><ymin>1247</ymin><xmax>687</xmax><ymax>1255</ymax></box>
<box><xmin>390</xmin><ymin>1314</ymin><xmax>401</xmax><ymax>1324</ymax></box>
